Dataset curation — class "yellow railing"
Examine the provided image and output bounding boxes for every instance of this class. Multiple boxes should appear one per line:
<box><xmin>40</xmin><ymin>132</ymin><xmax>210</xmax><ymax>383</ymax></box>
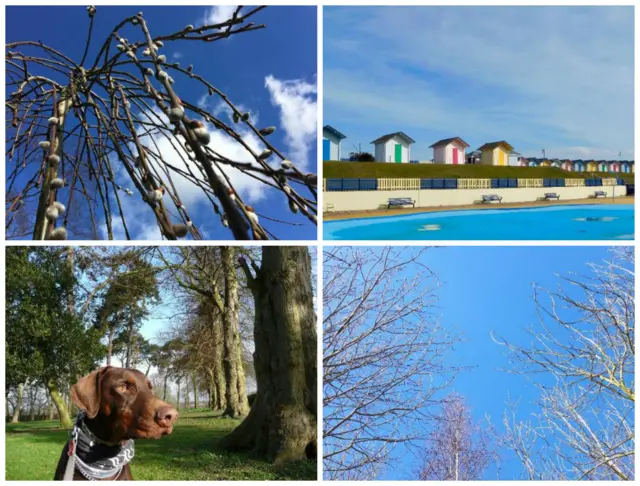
<box><xmin>601</xmin><ymin>178</ymin><xmax>618</xmax><ymax>186</ymax></box>
<box><xmin>564</xmin><ymin>179</ymin><xmax>585</xmax><ymax>187</ymax></box>
<box><xmin>517</xmin><ymin>178</ymin><xmax>544</xmax><ymax>188</ymax></box>
<box><xmin>377</xmin><ymin>178</ymin><xmax>420</xmax><ymax>191</ymax></box>
<box><xmin>457</xmin><ymin>178</ymin><xmax>491</xmax><ymax>189</ymax></box>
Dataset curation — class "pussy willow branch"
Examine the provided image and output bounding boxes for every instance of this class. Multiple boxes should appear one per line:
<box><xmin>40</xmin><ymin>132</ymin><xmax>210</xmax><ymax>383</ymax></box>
<box><xmin>5</xmin><ymin>5</ymin><xmax>317</xmax><ymax>240</ymax></box>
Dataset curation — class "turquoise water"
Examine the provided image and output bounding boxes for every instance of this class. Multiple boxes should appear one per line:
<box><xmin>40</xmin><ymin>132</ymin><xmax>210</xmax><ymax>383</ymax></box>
<box><xmin>324</xmin><ymin>204</ymin><xmax>634</xmax><ymax>240</ymax></box>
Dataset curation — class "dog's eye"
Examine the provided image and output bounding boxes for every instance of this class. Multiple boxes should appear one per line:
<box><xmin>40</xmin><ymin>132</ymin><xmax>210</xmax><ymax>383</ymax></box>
<box><xmin>115</xmin><ymin>383</ymin><xmax>128</xmax><ymax>393</ymax></box>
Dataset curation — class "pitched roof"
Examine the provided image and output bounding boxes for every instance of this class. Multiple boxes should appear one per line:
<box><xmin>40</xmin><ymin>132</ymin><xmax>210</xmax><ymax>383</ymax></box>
<box><xmin>323</xmin><ymin>125</ymin><xmax>346</xmax><ymax>140</ymax></box>
<box><xmin>370</xmin><ymin>132</ymin><xmax>415</xmax><ymax>145</ymax></box>
<box><xmin>429</xmin><ymin>136</ymin><xmax>470</xmax><ymax>148</ymax></box>
<box><xmin>477</xmin><ymin>141</ymin><xmax>514</xmax><ymax>152</ymax></box>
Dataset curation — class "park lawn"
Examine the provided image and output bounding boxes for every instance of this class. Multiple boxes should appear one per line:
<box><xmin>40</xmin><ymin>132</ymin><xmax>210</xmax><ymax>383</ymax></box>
<box><xmin>5</xmin><ymin>409</ymin><xmax>316</xmax><ymax>481</ymax></box>
<box><xmin>323</xmin><ymin>161</ymin><xmax>635</xmax><ymax>182</ymax></box>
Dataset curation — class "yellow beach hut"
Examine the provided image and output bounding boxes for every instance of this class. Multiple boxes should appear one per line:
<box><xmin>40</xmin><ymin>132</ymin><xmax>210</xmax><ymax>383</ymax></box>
<box><xmin>586</xmin><ymin>160</ymin><xmax>598</xmax><ymax>172</ymax></box>
<box><xmin>540</xmin><ymin>159</ymin><xmax>551</xmax><ymax>167</ymax></box>
<box><xmin>477</xmin><ymin>141</ymin><xmax>514</xmax><ymax>166</ymax></box>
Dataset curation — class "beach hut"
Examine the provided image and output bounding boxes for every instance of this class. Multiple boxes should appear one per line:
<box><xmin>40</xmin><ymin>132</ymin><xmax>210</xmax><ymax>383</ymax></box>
<box><xmin>477</xmin><ymin>141</ymin><xmax>514</xmax><ymax>166</ymax></box>
<box><xmin>620</xmin><ymin>161</ymin><xmax>631</xmax><ymax>173</ymax></box>
<box><xmin>508</xmin><ymin>150</ymin><xmax>524</xmax><ymax>166</ymax></box>
<box><xmin>371</xmin><ymin>132</ymin><xmax>415</xmax><ymax>163</ymax></box>
<box><xmin>586</xmin><ymin>160</ymin><xmax>598</xmax><ymax>172</ymax></box>
<box><xmin>466</xmin><ymin>150</ymin><xmax>481</xmax><ymax>164</ymax></box>
<box><xmin>597</xmin><ymin>160</ymin><xmax>609</xmax><ymax>172</ymax></box>
<box><xmin>323</xmin><ymin>125</ymin><xmax>346</xmax><ymax>161</ymax></box>
<box><xmin>550</xmin><ymin>159</ymin><xmax>562</xmax><ymax>168</ymax></box>
<box><xmin>610</xmin><ymin>161</ymin><xmax>620</xmax><ymax>173</ymax></box>
<box><xmin>561</xmin><ymin>160</ymin><xmax>573</xmax><ymax>171</ymax></box>
<box><xmin>429</xmin><ymin>137</ymin><xmax>470</xmax><ymax>165</ymax></box>
<box><xmin>519</xmin><ymin>157</ymin><xmax>529</xmax><ymax>167</ymax></box>
<box><xmin>573</xmin><ymin>160</ymin><xmax>585</xmax><ymax>172</ymax></box>
<box><xmin>526</xmin><ymin>157</ymin><xmax>540</xmax><ymax>167</ymax></box>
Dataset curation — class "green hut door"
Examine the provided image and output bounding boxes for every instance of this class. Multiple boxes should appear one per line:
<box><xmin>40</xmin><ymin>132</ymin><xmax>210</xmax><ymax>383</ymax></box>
<box><xmin>394</xmin><ymin>144</ymin><xmax>402</xmax><ymax>163</ymax></box>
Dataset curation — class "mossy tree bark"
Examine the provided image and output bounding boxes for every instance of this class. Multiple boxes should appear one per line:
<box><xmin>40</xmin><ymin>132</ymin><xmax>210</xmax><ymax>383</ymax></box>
<box><xmin>11</xmin><ymin>382</ymin><xmax>24</xmax><ymax>423</ymax></box>
<box><xmin>221</xmin><ymin>247</ymin><xmax>249</xmax><ymax>418</ymax></box>
<box><xmin>221</xmin><ymin>246</ymin><xmax>317</xmax><ymax>463</ymax></box>
<box><xmin>47</xmin><ymin>379</ymin><xmax>72</xmax><ymax>428</ymax></box>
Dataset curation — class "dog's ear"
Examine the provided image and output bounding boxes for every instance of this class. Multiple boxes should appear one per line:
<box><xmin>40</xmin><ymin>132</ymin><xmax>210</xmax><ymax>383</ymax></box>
<box><xmin>71</xmin><ymin>368</ymin><xmax>107</xmax><ymax>419</ymax></box>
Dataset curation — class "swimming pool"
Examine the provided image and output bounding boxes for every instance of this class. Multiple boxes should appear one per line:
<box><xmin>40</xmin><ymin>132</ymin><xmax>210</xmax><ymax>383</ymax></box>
<box><xmin>324</xmin><ymin>204</ymin><xmax>634</xmax><ymax>240</ymax></box>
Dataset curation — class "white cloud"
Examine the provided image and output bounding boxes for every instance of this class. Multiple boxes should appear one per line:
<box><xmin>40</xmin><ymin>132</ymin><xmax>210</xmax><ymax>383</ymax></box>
<box><xmin>264</xmin><ymin>75</ymin><xmax>317</xmax><ymax>168</ymax></box>
<box><xmin>204</xmin><ymin>5</ymin><xmax>238</xmax><ymax>26</ymax></box>
<box><xmin>171</xmin><ymin>52</ymin><xmax>183</xmax><ymax>60</ymax></box>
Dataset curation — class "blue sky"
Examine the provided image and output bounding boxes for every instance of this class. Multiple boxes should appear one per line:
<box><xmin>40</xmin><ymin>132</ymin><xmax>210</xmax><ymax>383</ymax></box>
<box><xmin>324</xmin><ymin>245</ymin><xmax>628</xmax><ymax>480</ymax></box>
<box><xmin>324</xmin><ymin>6</ymin><xmax>634</xmax><ymax>162</ymax></box>
<box><xmin>6</xmin><ymin>6</ymin><xmax>317</xmax><ymax>240</ymax></box>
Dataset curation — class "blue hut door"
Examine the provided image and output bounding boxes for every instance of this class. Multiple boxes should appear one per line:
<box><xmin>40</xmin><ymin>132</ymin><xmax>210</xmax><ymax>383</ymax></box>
<box><xmin>323</xmin><ymin>139</ymin><xmax>331</xmax><ymax>161</ymax></box>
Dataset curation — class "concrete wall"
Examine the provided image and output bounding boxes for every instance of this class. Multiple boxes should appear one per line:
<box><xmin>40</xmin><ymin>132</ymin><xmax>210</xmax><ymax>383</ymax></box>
<box><xmin>324</xmin><ymin>185</ymin><xmax>627</xmax><ymax>212</ymax></box>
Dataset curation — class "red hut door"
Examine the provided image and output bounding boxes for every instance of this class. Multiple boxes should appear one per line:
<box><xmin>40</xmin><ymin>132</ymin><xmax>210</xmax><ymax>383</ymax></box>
<box><xmin>453</xmin><ymin>147</ymin><xmax>459</xmax><ymax>165</ymax></box>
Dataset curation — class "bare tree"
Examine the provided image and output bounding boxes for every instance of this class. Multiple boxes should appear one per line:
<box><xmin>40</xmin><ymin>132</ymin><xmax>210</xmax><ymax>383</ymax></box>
<box><xmin>493</xmin><ymin>248</ymin><xmax>634</xmax><ymax>480</ymax></box>
<box><xmin>322</xmin><ymin>247</ymin><xmax>463</xmax><ymax>480</ymax></box>
<box><xmin>6</xmin><ymin>6</ymin><xmax>316</xmax><ymax>241</ymax></box>
<box><xmin>418</xmin><ymin>393</ymin><xmax>496</xmax><ymax>480</ymax></box>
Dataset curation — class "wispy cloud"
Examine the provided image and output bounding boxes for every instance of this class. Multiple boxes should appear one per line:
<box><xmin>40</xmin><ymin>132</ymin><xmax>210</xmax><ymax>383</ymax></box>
<box><xmin>324</xmin><ymin>6</ymin><xmax>634</xmax><ymax>159</ymax></box>
<box><xmin>265</xmin><ymin>75</ymin><xmax>318</xmax><ymax>168</ymax></box>
<box><xmin>203</xmin><ymin>5</ymin><xmax>238</xmax><ymax>26</ymax></box>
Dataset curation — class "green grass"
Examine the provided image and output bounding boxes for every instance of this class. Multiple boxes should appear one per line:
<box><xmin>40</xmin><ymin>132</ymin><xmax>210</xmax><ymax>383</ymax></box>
<box><xmin>323</xmin><ymin>161</ymin><xmax>635</xmax><ymax>182</ymax></box>
<box><xmin>5</xmin><ymin>409</ymin><xmax>316</xmax><ymax>480</ymax></box>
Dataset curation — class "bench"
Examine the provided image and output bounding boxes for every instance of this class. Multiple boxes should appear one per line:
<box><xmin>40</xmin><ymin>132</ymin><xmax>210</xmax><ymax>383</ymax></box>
<box><xmin>543</xmin><ymin>192</ymin><xmax>560</xmax><ymax>200</ymax></box>
<box><xmin>388</xmin><ymin>197</ymin><xmax>415</xmax><ymax>209</ymax></box>
<box><xmin>481</xmin><ymin>194</ymin><xmax>502</xmax><ymax>204</ymax></box>
<box><xmin>593</xmin><ymin>190</ymin><xmax>607</xmax><ymax>198</ymax></box>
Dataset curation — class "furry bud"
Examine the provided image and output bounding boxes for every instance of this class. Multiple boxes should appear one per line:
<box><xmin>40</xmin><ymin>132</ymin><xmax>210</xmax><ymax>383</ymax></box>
<box><xmin>221</xmin><ymin>215</ymin><xmax>229</xmax><ymax>227</ymax></box>
<box><xmin>157</xmin><ymin>70</ymin><xmax>168</xmax><ymax>81</ymax></box>
<box><xmin>45</xmin><ymin>206</ymin><xmax>59</xmax><ymax>220</ymax></box>
<box><xmin>232</xmin><ymin>112</ymin><xmax>240</xmax><ymax>124</ymax></box>
<box><xmin>148</xmin><ymin>188</ymin><xmax>164</xmax><ymax>202</ymax></box>
<box><xmin>186</xmin><ymin>220</ymin><xmax>193</xmax><ymax>228</ymax></box>
<box><xmin>132</xmin><ymin>18</ymin><xmax>138</xmax><ymax>25</ymax></box>
<box><xmin>145</xmin><ymin>68</ymin><xmax>154</xmax><ymax>76</ymax></box>
<box><xmin>194</xmin><ymin>126</ymin><xmax>210</xmax><ymax>145</ymax></box>
<box><xmin>241</xmin><ymin>112</ymin><xmax>250</xmax><ymax>122</ymax></box>
<box><xmin>53</xmin><ymin>201</ymin><xmax>66</xmax><ymax>214</ymax></box>
<box><xmin>155</xmin><ymin>40</ymin><xmax>164</xmax><ymax>48</ymax></box>
<box><xmin>87</xmin><ymin>5</ymin><xmax>96</xmax><ymax>17</ymax></box>
<box><xmin>281</xmin><ymin>159</ymin><xmax>293</xmax><ymax>169</ymax></box>
<box><xmin>167</xmin><ymin>76</ymin><xmax>174</xmax><ymax>84</ymax></box>
<box><xmin>39</xmin><ymin>141</ymin><xmax>51</xmax><ymax>150</ymax></box>
<box><xmin>126</xmin><ymin>51</ymin><xmax>137</xmax><ymax>59</ymax></box>
<box><xmin>116</xmin><ymin>44</ymin><xmax>125</xmax><ymax>51</ymax></box>
<box><xmin>169</xmin><ymin>106</ymin><xmax>185</xmax><ymax>123</ymax></box>
<box><xmin>258</xmin><ymin>149</ymin><xmax>272</xmax><ymax>160</ymax></box>
<box><xmin>172</xmin><ymin>224</ymin><xmax>188</xmax><ymax>237</ymax></box>
<box><xmin>245</xmin><ymin>205</ymin><xmax>259</xmax><ymax>225</ymax></box>
<box><xmin>156</xmin><ymin>54</ymin><xmax>167</xmax><ymax>64</ymax></box>
<box><xmin>48</xmin><ymin>116</ymin><xmax>59</xmax><ymax>126</ymax></box>
<box><xmin>227</xmin><ymin>188</ymin><xmax>236</xmax><ymax>202</ymax></box>
<box><xmin>178</xmin><ymin>204</ymin><xmax>186</xmax><ymax>211</ymax></box>
<box><xmin>50</xmin><ymin>178</ymin><xmax>65</xmax><ymax>189</ymax></box>
<box><xmin>48</xmin><ymin>154</ymin><xmax>61</xmax><ymax>165</ymax></box>
<box><xmin>185</xmin><ymin>24</ymin><xmax>194</xmax><ymax>31</ymax></box>
<box><xmin>48</xmin><ymin>227</ymin><xmax>67</xmax><ymax>240</ymax></box>
<box><xmin>289</xmin><ymin>199</ymin><xmax>298</xmax><ymax>213</ymax></box>
<box><xmin>283</xmin><ymin>185</ymin><xmax>291</xmax><ymax>195</ymax></box>
<box><xmin>259</xmin><ymin>126</ymin><xmax>276</xmax><ymax>136</ymax></box>
<box><xmin>187</xmin><ymin>65</ymin><xmax>193</xmax><ymax>73</ymax></box>
<box><xmin>142</xmin><ymin>48</ymin><xmax>151</xmax><ymax>56</ymax></box>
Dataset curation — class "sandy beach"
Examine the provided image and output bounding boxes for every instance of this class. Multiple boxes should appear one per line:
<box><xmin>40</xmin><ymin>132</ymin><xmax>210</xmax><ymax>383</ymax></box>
<box><xmin>323</xmin><ymin>195</ymin><xmax>634</xmax><ymax>221</ymax></box>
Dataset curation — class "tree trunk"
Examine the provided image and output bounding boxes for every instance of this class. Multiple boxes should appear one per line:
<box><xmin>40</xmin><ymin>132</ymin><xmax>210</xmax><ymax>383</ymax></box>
<box><xmin>221</xmin><ymin>247</ymin><xmax>317</xmax><ymax>463</ymax></box>
<box><xmin>176</xmin><ymin>380</ymin><xmax>181</xmax><ymax>411</ymax></box>
<box><xmin>47</xmin><ymin>380</ymin><xmax>72</xmax><ymax>428</ymax></box>
<box><xmin>192</xmin><ymin>374</ymin><xmax>199</xmax><ymax>409</ymax></box>
<box><xmin>107</xmin><ymin>327</ymin><xmax>114</xmax><ymax>366</ymax></box>
<box><xmin>126</xmin><ymin>316</ymin><xmax>134</xmax><ymax>368</ymax></box>
<box><xmin>11</xmin><ymin>382</ymin><xmax>25</xmax><ymax>423</ymax></box>
<box><xmin>163</xmin><ymin>373</ymin><xmax>168</xmax><ymax>401</ymax></box>
<box><xmin>221</xmin><ymin>247</ymin><xmax>249</xmax><ymax>418</ymax></box>
<box><xmin>212</xmin><ymin>313</ymin><xmax>227</xmax><ymax>411</ymax></box>
<box><xmin>28</xmin><ymin>385</ymin><xmax>36</xmax><ymax>421</ymax></box>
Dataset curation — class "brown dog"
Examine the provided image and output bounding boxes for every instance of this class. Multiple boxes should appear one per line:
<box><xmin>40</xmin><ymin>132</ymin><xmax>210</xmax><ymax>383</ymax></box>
<box><xmin>54</xmin><ymin>367</ymin><xmax>178</xmax><ymax>480</ymax></box>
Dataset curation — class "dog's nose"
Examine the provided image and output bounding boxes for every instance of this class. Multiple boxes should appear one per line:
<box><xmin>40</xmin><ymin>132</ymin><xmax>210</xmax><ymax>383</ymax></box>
<box><xmin>155</xmin><ymin>406</ymin><xmax>178</xmax><ymax>427</ymax></box>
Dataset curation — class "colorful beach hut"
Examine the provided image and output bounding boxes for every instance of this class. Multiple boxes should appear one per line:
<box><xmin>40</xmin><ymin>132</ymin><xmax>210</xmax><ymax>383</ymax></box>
<box><xmin>526</xmin><ymin>157</ymin><xmax>540</xmax><ymax>167</ymax></box>
<box><xmin>586</xmin><ymin>160</ymin><xmax>598</xmax><ymax>172</ymax></box>
<box><xmin>550</xmin><ymin>159</ymin><xmax>562</xmax><ymax>168</ymax></box>
<box><xmin>323</xmin><ymin>125</ymin><xmax>346</xmax><ymax>161</ymax></box>
<box><xmin>371</xmin><ymin>132</ymin><xmax>415</xmax><ymax>163</ymax></box>
<box><xmin>620</xmin><ymin>161</ymin><xmax>631</xmax><ymax>173</ymax></box>
<box><xmin>597</xmin><ymin>160</ymin><xmax>609</xmax><ymax>172</ymax></box>
<box><xmin>430</xmin><ymin>137</ymin><xmax>470</xmax><ymax>165</ymax></box>
<box><xmin>561</xmin><ymin>160</ymin><xmax>573</xmax><ymax>171</ymax></box>
<box><xmin>572</xmin><ymin>159</ymin><xmax>585</xmax><ymax>172</ymax></box>
<box><xmin>477</xmin><ymin>141</ymin><xmax>514</xmax><ymax>166</ymax></box>
<box><xmin>610</xmin><ymin>161</ymin><xmax>620</xmax><ymax>173</ymax></box>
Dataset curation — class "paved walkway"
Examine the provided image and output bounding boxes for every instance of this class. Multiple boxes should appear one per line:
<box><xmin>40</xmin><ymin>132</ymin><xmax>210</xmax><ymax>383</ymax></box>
<box><xmin>323</xmin><ymin>196</ymin><xmax>634</xmax><ymax>221</ymax></box>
